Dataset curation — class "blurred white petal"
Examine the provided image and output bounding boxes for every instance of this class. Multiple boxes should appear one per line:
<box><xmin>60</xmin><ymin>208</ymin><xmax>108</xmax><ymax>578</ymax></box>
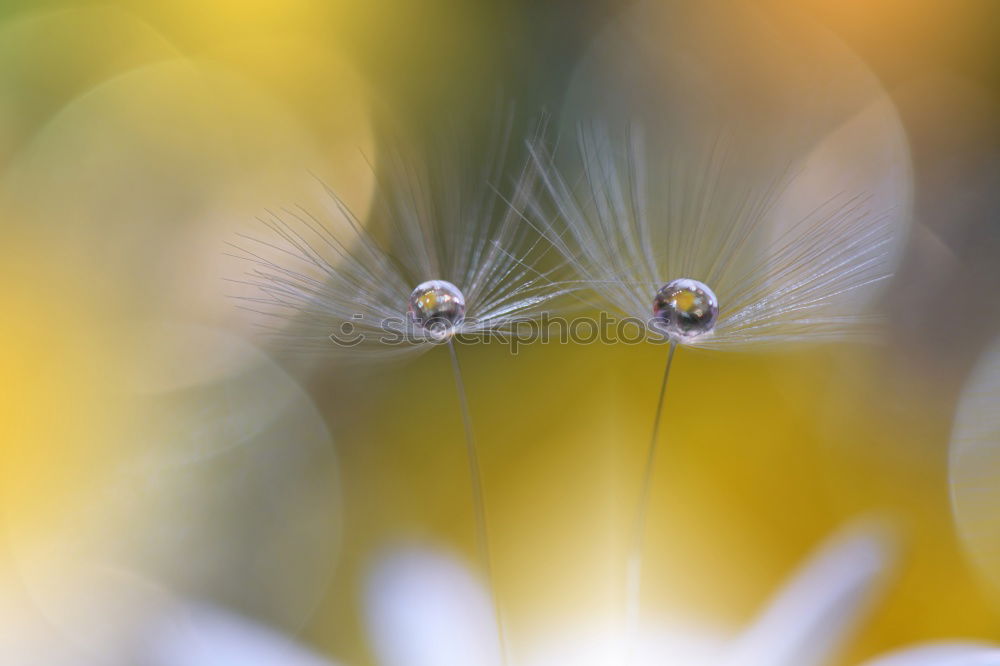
<box><xmin>523</xmin><ymin>616</ymin><xmax>728</xmax><ymax>666</ymax></box>
<box><xmin>144</xmin><ymin>603</ymin><xmax>340</xmax><ymax>666</ymax></box>
<box><xmin>861</xmin><ymin>643</ymin><xmax>1000</xmax><ymax>666</ymax></box>
<box><xmin>950</xmin><ymin>335</ymin><xmax>1000</xmax><ymax>597</ymax></box>
<box><xmin>722</xmin><ymin>520</ymin><xmax>895</xmax><ymax>666</ymax></box>
<box><xmin>364</xmin><ymin>546</ymin><xmax>502</xmax><ymax>666</ymax></box>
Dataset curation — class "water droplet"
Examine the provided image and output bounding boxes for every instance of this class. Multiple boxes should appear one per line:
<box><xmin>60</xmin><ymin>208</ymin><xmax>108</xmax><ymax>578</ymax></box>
<box><xmin>408</xmin><ymin>280</ymin><xmax>466</xmax><ymax>339</ymax></box>
<box><xmin>652</xmin><ymin>278</ymin><xmax>718</xmax><ymax>341</ymax></box>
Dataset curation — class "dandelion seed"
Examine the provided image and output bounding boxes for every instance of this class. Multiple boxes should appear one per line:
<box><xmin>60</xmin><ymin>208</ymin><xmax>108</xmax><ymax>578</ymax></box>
<box><xmin>526</xmin><ymin>122</ymin><xmax>906</xmax><ymax>662</ymax></box>
<box><xmin>228</xmin><ymin>122</ymin><xmax>561</xmax><ymax>359</ymax></box>
<box><xmin>230</xmin><ymin>116</ymin><xmax>564</xmax><ymax>666</ymax></box>
<box><xmin>529</xmin><ymin>125</ymin><xmax>898</xmax><ymax>350</ymax></box>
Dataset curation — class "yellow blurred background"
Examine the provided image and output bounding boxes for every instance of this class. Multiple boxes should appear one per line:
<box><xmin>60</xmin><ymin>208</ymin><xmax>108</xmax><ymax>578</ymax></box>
<box><xmin>2</xmin><ymin>0</ymin><xmax>999</xmax><ymax>664</ymax></box>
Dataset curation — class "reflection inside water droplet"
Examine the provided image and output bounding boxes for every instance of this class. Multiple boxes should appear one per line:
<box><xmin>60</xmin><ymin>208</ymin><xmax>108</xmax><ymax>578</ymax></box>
<box><xmin>408</xmin><ymin>280</ymin><xmax>466</xmax><ymax>339</ymax></box>
<box><xmin>652</xmin><ymin>278</ymin><xmax>719</xmax><ymax>342</ymax></box>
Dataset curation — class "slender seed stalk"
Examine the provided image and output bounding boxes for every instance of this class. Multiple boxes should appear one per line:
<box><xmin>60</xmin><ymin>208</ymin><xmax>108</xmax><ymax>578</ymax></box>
<box><xmin>448</xmin><ymin>339</ymin><xmax>509</xmax><ymax>666</ymax></box>
<box><xmin>625</xmin><ymin>341</ymin><xmax>678</xmax><ymax>664</ymax></box>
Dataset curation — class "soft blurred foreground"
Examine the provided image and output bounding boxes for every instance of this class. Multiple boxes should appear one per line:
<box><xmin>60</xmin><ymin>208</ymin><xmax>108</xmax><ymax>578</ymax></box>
<box><xmin>2</xmin><ymin>1</ymin><xmax>1000</xmax><ymax>665</ymax></box>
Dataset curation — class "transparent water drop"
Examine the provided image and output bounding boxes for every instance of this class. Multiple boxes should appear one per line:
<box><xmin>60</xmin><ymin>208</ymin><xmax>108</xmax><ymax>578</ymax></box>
<box><xmin>652</xmin><ymin>278</ymin><xmax>719</xmax><ymax>342</ymax></box>
<box><xmin>408</xmin><ymin>280</ymin><xmax>466</xmax><ymax>339</ymax></box>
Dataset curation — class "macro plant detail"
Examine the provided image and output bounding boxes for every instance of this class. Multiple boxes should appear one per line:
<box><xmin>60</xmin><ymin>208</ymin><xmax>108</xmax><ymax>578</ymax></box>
<box><xmin>3</xmin><ymin>1</ymin><xmax>999</xmax><ymax>665</ymax></box>
<box><xmin>229</xmin><ymin>122</ymin><xmax>561</xmax><ymax>359</ymax></box>
<box><xmin>230</xmin><ymin>119</ymin><xmax>569</xmax><ymax>665</ymax></box>
<box><xmin>525</xmin><ymin>121</ymin><xmax>904</xmax><ymax>657</ymax></box>
<box><xmin>527</xmin><ymin>125</ymin><xmax>897</xmax><ymax>350</ymax></box>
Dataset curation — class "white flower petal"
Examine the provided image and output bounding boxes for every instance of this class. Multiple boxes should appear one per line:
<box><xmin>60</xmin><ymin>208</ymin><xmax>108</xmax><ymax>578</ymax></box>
<box><xmin>143</xmin><ymin>603</ymin><xmax>339</xmax><ymax>666</ymax></box>
<box><xmin>364</xmin><ymin>546</ymin><xmax>502</xmax><ymax>666</ymax></box>
<box><xmin>523</xmin><ymin>616</ymin><xmax>729</xmax><ymax>666</ymax></box>
<box><xmin>722</xmin><ymin>520</ymin><xmax>895</xmax><ymax>666</ymax></box>
<box><xmin>860</xmin><ymin>642</ymin><xmax>1000</xmax><ymax>666</ymax></box>
<box><xmin>950</xmin><ymin>335</ymin><xmax>1000</xmax><ymax>598</ymax></box>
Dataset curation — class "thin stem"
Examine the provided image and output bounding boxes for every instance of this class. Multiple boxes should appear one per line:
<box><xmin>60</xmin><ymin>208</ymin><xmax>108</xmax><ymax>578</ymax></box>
<box><xmin>626</xmin><ymin>341</ymin><xmax>678</xmax><ymax>664</ymax></box>
<box><xmin>448</xmin><ymin>339</ymin><xmax>509</xmax><ymax>666</ymax></box>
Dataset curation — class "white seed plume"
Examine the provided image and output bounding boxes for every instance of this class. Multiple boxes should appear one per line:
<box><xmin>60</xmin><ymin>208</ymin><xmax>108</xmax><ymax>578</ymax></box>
<box><xmin>229</xmin><ymin>120</ymin><xmax>563</xmax><ymax>359</ymax></box>
<box><xmin>528</xmin><ymin>123</ymin><xmax>901</xmax><ymax>348</ymax></box>
<box><xmin>230</xmin><ymin>120</ymin><xmax>555</xmax><ymax>666</ymax></box>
